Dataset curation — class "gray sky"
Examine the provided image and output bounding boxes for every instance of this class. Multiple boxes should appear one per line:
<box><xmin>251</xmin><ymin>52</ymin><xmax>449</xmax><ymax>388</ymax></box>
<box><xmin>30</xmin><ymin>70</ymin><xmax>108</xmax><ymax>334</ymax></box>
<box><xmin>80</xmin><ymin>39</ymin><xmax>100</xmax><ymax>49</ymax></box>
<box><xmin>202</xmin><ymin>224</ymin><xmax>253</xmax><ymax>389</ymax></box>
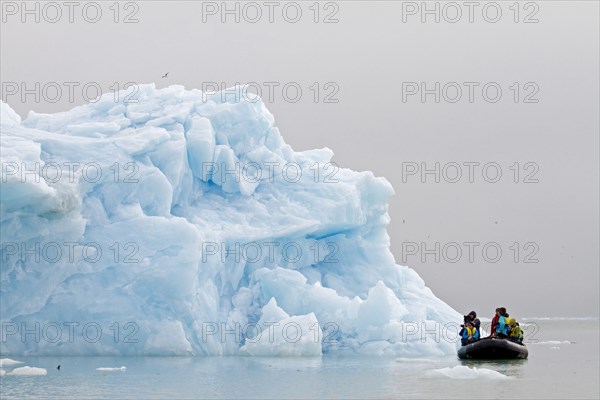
<box><xmin>1</xmin><ymin>0</ymin><xmax>598</xmax><ymax>317</ymax></box>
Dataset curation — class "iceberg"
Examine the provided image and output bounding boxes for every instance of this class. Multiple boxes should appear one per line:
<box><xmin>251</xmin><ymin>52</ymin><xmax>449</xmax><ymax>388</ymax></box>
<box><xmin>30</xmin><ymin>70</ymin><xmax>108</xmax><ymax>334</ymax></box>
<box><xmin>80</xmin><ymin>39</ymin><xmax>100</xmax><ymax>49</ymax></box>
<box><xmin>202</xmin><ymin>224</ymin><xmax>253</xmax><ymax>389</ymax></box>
<box><xmin>0</xmin><ymin>84</ymin><xmax>460</xmax><ymax>356</ymax></box>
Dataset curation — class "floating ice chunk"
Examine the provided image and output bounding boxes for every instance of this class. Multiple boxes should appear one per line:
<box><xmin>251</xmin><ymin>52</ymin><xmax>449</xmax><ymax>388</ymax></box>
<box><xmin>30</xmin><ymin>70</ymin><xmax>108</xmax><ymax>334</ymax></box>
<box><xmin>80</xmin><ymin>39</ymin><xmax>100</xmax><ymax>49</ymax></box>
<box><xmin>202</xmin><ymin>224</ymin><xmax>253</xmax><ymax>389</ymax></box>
<box><xmin>395</xmin><ymin>358</ymin><xmax>440</xmax><ymax>363</ymax></box>
<box><xmin>427</xmin><ymin>366</ymin><xmax>511</xmax><ymax>380</ymax></box>
<box><xmin>0</xmin><ymin>359</ymin><xmax>24</xmax><ymax>366</ymax></box>
<box><xmin>7</xmin><ymin>366</ymin><xmax>48</xmax><ymax>376</ymax></box>
<box><xmin>96</xmin><ymin>367</ymin><xmax>127</xmax><ymax>371</ymax></box>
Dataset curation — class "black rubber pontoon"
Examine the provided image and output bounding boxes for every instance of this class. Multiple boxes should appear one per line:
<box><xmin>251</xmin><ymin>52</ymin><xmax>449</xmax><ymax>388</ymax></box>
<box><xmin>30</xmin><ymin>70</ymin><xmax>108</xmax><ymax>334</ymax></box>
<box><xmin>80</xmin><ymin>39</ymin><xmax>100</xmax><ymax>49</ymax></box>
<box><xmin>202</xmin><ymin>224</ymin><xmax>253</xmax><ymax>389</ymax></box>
<box><xmin>457</xmin><ymin>338</ymin><xmax>528</xmax><ymax>360</ymax></box>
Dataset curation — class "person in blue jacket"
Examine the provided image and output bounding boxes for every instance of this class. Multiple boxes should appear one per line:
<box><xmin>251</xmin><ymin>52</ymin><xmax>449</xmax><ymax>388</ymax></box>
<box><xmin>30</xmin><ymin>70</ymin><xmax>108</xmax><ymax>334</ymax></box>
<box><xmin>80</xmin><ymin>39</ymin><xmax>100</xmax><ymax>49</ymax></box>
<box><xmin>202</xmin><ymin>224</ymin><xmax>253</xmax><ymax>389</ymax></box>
<box><xmin>495</xmin><ymin>307</ymin><xmax>510</xmax><ymax>337</ymax></box>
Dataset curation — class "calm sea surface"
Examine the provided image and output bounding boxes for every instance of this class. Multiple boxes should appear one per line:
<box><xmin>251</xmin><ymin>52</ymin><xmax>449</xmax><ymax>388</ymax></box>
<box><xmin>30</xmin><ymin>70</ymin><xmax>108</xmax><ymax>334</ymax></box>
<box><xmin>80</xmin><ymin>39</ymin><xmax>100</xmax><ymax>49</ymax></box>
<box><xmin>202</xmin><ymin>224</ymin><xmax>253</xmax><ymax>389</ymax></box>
<box><xmin>1</xmin><ymin>319</ymin><xmax>598</xmax><ymax>399</ymax></box>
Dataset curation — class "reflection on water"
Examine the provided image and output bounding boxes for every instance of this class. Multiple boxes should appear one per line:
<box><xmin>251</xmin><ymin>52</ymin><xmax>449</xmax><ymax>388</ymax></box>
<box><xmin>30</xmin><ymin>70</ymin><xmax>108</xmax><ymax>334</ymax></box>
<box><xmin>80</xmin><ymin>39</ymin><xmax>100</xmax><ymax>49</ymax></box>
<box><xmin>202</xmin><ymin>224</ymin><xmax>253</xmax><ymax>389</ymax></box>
<box><xmin>0</xmin><ymin>320</ymin><xmax>598</xmax><ymax>399</ymax></box>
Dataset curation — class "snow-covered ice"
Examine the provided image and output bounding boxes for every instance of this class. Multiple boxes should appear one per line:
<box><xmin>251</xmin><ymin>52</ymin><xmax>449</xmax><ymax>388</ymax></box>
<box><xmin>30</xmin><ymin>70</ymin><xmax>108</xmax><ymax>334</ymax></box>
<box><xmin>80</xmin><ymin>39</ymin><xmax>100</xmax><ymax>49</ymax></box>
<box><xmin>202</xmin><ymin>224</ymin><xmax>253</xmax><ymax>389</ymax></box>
<box><xmin>0</xmin><ymin>358</ymin><xmax>24</xmax><ymax>366</ymax></box>
<box><xmin>0</xmin><ymin>84</ymin><xmax>460</xmax><ymax>356</ymax></box>
<box><xmin>427</xmin><ymin>366</ymin><xmax>511</xmax><ymax>380</ymax></box>
<box><xmin>6</xmin><ymin>366</ymin><xmax>48</xmax><ymax>376</ymax></box>
<box><xmin>96</xmin><ymin>367</ymin><xmax>127</xmax><ymax>371</ymax></box>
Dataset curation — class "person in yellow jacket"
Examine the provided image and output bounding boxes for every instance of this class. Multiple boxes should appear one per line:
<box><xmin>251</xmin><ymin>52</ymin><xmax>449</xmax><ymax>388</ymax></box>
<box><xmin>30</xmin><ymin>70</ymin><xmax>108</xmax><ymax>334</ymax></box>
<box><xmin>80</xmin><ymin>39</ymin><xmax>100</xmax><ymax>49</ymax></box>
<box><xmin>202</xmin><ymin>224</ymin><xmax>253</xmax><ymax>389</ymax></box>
<box><xmin>509</xmin><ymin>319</ymin><xmax>524</xmax><ymax>344</ymax></box>
<box><xmin>460</xmin><ymin>322</ymin><xmax>480</xmax><ymax>346</ymax></box>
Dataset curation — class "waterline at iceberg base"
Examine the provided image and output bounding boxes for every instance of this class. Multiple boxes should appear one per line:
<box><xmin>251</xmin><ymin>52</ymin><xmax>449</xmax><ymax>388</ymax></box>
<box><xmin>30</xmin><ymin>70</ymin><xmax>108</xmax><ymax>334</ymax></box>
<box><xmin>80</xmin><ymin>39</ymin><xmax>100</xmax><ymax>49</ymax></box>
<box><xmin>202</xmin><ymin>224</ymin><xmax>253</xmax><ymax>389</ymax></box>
<box><xmin>0</xmin><ymin>84</ymin><xmax>460</xmax><ymax>357</ymax></box>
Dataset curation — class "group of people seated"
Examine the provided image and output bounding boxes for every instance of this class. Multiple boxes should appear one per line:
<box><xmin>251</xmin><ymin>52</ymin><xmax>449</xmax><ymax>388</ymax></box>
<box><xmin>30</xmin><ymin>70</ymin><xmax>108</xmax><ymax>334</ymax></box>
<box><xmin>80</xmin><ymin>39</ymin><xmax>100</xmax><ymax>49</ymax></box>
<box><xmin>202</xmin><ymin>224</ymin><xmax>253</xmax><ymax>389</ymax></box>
<box><xmin>459</xmin><ymin>307</ymin><xmax>524</xmax><ymax>346</ymax></box>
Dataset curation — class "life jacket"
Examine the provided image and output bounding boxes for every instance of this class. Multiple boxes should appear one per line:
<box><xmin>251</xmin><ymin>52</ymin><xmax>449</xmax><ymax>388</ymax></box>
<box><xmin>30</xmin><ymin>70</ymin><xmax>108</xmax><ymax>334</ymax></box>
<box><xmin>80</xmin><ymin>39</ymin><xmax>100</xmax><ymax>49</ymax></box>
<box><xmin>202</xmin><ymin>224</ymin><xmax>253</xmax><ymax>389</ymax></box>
<box><xmin>462</xmin><ymin>326</ymin><xmax>478</xmax><ymax>340</ymax></box>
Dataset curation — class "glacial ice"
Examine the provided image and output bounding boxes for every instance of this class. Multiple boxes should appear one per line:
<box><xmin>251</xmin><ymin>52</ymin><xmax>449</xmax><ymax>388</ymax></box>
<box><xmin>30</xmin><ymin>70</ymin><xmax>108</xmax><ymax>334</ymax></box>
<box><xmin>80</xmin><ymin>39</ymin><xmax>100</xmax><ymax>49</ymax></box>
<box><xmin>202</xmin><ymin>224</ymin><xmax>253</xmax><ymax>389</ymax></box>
<box><xmin>96</xmin><ymin>367</ymin><xmax>127</xmax><ymax>371</ymax></box>
<box><xmin>0</xmin><ymin>84</ymin><xmax>460</xmax><ymax>356</ymax></box>
<box><xmin>0</xmin><ymin>358</ymin><xmax>23</xmax><ymax>366</ymax></box>
<box><xmin>239</xmin><ymin>298</ymin><xmax>322</xmax><ymax>356</ymax></box>
<box><xmin>427</xmin><ymin>366</ymin><xmax>511</xmax><ymax>380</ymax></box>
<box><xmin>5</xmin><ymin>366</ymin><xmax>48</xmax><ymax>376</ymax></box>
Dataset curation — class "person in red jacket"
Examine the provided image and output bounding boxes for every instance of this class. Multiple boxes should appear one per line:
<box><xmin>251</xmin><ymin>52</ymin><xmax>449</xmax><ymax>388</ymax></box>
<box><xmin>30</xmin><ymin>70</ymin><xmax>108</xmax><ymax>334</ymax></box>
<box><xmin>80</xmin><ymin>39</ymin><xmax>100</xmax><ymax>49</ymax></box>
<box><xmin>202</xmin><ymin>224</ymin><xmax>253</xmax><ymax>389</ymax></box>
<box><xmin>489</xmin><ymin>308</ymin><xmax>501</xmax><ymax>337</ymax></box>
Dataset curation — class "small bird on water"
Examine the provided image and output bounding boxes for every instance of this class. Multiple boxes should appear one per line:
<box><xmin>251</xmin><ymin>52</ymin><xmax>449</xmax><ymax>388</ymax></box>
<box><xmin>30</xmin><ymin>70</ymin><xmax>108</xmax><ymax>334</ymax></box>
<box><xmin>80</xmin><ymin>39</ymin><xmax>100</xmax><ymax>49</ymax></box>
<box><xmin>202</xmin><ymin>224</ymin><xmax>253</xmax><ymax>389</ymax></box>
<box><xmin>57</xmin><ymin>365</ymin><xmax>61</xmax><ymax>370</ymax></box>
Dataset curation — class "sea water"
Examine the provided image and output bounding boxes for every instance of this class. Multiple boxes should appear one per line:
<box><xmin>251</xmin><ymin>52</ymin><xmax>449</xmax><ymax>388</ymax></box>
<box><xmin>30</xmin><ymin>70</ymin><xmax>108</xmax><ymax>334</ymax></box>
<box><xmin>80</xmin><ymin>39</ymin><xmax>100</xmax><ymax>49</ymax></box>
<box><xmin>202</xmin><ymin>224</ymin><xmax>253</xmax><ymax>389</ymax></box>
<box><xmin>1</xmin><ymin>319</ymin><xmax>598</xmax><ymax>399</ymax></box>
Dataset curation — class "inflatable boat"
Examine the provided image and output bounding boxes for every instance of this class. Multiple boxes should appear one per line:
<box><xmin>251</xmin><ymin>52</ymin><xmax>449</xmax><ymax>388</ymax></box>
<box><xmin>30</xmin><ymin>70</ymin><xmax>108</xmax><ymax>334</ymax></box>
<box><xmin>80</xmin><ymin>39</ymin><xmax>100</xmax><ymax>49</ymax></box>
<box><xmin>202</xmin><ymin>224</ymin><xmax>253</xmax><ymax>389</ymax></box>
<box><xmin>457</xmin><ymin>338</ymin><xmax>528</xmax><ymax>359</ymax></box>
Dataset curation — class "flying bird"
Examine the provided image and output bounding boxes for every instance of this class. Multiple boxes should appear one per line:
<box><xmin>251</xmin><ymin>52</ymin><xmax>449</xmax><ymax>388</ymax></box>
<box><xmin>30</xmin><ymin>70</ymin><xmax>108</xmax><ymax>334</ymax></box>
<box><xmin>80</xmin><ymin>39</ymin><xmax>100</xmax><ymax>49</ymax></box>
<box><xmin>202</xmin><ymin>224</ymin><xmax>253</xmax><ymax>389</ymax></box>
<box><xmin>161</xmin><ymin>72</ymin><xmax>169</xmax><ymax>78</ymax></box>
